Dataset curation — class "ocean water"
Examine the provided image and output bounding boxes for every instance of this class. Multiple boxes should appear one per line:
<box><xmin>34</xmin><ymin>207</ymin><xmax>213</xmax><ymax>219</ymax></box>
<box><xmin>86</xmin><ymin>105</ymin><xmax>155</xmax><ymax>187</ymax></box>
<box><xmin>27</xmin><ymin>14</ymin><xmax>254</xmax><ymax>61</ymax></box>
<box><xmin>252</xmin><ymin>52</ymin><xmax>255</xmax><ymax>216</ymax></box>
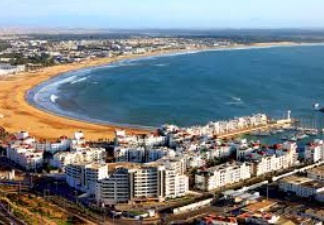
<box><xmin>28</xmin><ymin>45</ymin><xmax>324</xmax><ymax>129</ymax></box>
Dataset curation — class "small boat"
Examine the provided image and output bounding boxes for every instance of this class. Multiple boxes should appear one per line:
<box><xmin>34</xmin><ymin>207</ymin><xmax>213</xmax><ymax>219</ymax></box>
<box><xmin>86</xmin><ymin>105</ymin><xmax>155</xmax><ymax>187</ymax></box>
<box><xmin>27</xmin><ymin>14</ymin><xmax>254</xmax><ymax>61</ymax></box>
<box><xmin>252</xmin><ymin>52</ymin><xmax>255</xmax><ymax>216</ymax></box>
<box><xmin>251</xmin><ymin>130</ymin><xmax>270</xmax><ymax>136</ymax></box>
<box><xmin>304</xmin><ymin>129</ymin><xmax>318</xmax><ymax>136</ymax></box>
<box><xmin>314</xmin><ymin>103</ymin><xmax>320</xmax><ymax>110</ymax></box>
<box><xmin>281</xmin><ymin>135</ymin><xmax>289</xmax><ymax>141</ymax></box>
<box><xmin>296</xmin><ymin>133</ymin><xmax>309</xmax><ymax>140</ymax></box>
<box><xmin>271</xmin><ymin>129</ymin><xmax>284</xmax><ymax>135</ymax></box>
<box><xmin>289</xmin><ymin>136</ymin><xmax>297</xmax><ymax>142</ymax></box>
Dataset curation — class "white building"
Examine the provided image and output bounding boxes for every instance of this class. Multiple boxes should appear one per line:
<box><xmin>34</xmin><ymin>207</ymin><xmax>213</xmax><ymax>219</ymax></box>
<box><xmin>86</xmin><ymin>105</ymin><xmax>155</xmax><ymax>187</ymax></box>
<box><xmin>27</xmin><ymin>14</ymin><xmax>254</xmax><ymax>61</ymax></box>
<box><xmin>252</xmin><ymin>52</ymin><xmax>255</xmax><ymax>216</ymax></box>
<box><xmin>50</xmin><ymin>147</ymin><xmax>106</xmax><ymax>169</ymax></box>
<box><xmin>164</xmin><ymin>169</ymin><xmax>189</xmax><ymax>199</ymax></box>
<box><xmin>70</xmin><ymin>131</ymin><xmax>86</xmax><ymax>150</ymax></box>
<box><xmin>114</xmin><ymin>145</ymin><xmax>174</xmax><ymax>163</ymax></box>
<box><xmin>245</xmin><ymin>145</ymin><xmax>298</xmax><ymax>177</ymax></box>
<box><xmin>305</xmin><ymin>140</ymin><xmax>324</xmax><ymax>163</ymax></box>
<box><xmin>65</xmin><ymin>163</ymin><xmax>108</xmax><ymax>194</ymax></box>
<box><xmin>33</xmin><ymin>136</ymin><xmax>71</xmax><ymax>154</ymax></box>
<box><xmin>0</xmin><ymin>63</ymin><xmax>25</xmax><ymax>76</ymax></box>
<box><xmin>195</xmin><ymin>162</ymin><xmax>252</xmax><ymax>191</ymax></box>
<box><xmin>279</xmin><ymin>176</ymin><xmax>324</xmax><ymax>198</ymax></box>
<box><xmin>96</xmin><ymin>162</ymin><xmax>189</xmax><ymax>206</ymax></box>
<box><xmin>96</xmin><ymin>168</ymin><xmax>130</xmax><ymax>205</ymax></box>
<box><xmin>10</xmin><ymin>131</ymin><xmax>36</xmax><ymax>145</ymax></box>
<box><xmin>307</xmin><ymin>166</ymin><xmax>324</xmax><ymax>183</ymax></box>
<box><xmin>7</xmin><ymin>145</ymin><xmax>43</xmax><ymax>170</ymax></box>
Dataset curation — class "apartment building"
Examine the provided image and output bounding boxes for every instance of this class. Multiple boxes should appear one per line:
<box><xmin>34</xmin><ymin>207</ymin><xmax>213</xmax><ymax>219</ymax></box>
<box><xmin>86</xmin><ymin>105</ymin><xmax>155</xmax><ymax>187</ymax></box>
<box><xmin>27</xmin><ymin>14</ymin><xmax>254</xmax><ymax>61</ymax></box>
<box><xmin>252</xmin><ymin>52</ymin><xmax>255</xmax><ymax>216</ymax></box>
<box><xmin>0</xmin><ymin>63</ymin><xmax>25</xmax><ymax>75</ymax></box>
<box><xmin>96</xmin><ymin>162</ymin><xmax>189</xmax><ymax>206</ymax></box>
<box><xmin>279</xmin><ymin>176</ymin><xmax>324</xmax><ymax>198</ymax></box>
<box><xmin>307</xmin><ymin>166</ymin><xmax>324</xmax><ymax>183</ymax></box>
<box><xmin>65</xmin><ymin>163</ymin><xmax>108</xmax><ymax>194</ymax></box>
<box><xmin>195</xmin><ymin>162</ymin><xmax>252</xmax><ymax>191</ymax></box>
<box><xmin>50</xmin><ymin>147</ymin><xmax>106</xmax><ymax>169</ymax></box>
<box><xmin>114</xmin><ymin>146</ymin><xmax>174</xmax><ymax>163</ymax></box>
<box><xmin>96</xmin><ymin>168</ymin><xmax>130</xmax><ymax>206</ymax></box>
<box><xmin>7</xmin><ymin>145</ymin><xmax>43</xmax><ymax>170</ymax></box>
<box><xmin>246</xmin><ymin>147</ymin><xmax>298</xmax><ymax>177</ymax></box>
<box><xmin>305</xmin><ymin>140</ymin><xmax>324</xmax><ymax>163</ymax></box>
<box><xmin>33</xmin><ymin>136</ymin><xmax>71</xmax><ymax>154</ymax></box>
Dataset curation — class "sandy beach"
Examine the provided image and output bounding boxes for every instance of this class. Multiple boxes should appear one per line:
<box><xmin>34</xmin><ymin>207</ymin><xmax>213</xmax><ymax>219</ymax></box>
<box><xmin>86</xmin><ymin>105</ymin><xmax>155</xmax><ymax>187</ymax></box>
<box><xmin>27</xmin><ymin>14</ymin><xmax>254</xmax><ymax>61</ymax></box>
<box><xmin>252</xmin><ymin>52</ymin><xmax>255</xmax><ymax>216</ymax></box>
<box><xmin>0</xmin><ymin>41</ymin><xmax>302</xmax><ymax>140</ymax></box>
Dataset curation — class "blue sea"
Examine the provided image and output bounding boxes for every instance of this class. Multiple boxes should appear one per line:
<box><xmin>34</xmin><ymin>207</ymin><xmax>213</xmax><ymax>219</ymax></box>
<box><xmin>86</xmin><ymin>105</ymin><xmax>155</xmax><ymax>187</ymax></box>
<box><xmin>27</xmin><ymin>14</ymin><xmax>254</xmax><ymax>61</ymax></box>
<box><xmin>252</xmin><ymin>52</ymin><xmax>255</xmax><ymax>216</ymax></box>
<box><xmin>28</xmin><ymin>44</ymin><xmax>324</xmax><ymax>131</ymax></box>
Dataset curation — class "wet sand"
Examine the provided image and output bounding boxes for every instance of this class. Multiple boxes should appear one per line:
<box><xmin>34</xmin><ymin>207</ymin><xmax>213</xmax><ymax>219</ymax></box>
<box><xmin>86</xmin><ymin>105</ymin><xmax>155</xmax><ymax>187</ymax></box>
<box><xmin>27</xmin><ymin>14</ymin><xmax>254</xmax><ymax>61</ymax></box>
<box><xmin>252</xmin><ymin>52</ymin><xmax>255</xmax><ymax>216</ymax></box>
<box><xmin>0</xmin><ymin>42</ymin><xmax>301</xmax><ymax>140</ymax></box>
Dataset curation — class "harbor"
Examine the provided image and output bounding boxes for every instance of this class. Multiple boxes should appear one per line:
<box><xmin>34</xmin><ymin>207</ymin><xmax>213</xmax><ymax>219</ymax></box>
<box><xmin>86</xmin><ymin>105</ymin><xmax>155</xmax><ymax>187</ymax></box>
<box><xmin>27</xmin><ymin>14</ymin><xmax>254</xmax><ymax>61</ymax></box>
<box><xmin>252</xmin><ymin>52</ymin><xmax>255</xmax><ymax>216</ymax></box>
<box><xmin>216</xmin><ymin>111</ymin><xmax>295</xmax><ymax>139</ymax></box>
<box><xmin>217</xmin><ymin>118</ymin><xmax>295</xmax><ymax>139</ymax></box>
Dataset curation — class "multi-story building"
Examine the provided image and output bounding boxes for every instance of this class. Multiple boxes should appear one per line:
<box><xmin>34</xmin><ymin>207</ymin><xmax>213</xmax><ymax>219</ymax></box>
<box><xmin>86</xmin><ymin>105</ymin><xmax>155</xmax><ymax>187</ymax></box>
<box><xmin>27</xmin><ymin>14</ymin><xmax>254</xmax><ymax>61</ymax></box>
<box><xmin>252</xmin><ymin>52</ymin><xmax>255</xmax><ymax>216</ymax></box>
<box><xmin>9</xmin><ymin>130</ymin><xmax>36</xmax><ymax>145</ymax></box>
<box><xmin>7</xmin><ymin>145</ymin><xmax>43</xmax><ymax>170</ymax></box>
<box><xmin>65</xmin><ymin>163</ymin><xmax>108</xmax><ymax>194</ymax></box>
<box><xmin>33</xmin><ymin>136</ymin><xmax>71</xmax><ymax>154</ymax></box>
<box><xmin>96</xmin><ymin>168</ymin><xmax>130</xmax><ymax>206</ymax></box>
<box><xmin>279</xmin><ymin>176</ymin><xmax>324</xmax><ymax>198</ymax></box>
<box><xmin>164</xmin><ymin>169</ymin><xmax>189</xmax><ymax>199</ymax></box>
<box><xmin>114</xmin><ymin>145</ymin><xmax>174</xmax><ymax>163</ymax></box>
<box><xmin>305</xmin><ymin>140</ymin><xmax>324</xmax><ymax>163</ymax></box>
<box><xmin>6</xmin><ymin>131</ymin><xmax>43</xmax><ymax>170</ymax></box>
<box><xmin>0</xmin><ymin>63</ymin><xmax>25</xmax><ymax>75</ymax></box>
<box><xmin>70</xmin><ymin>131</ymin><xmax>87</xmax><ymax>150</ymax></box>
<box><xmin>307</xmin><ymin>166</ymin><xmax>324</xmax><ymax>183</ymax></box>
<box><xmin>246</xmin><ymin>145</ymin><xmax>298</xmax><ymax>177</ymax></box>
<box><xmin>96</xmin><ymin>162</ymin><xmax>189</xmax><ymax>206</ymax></box>
<box><xmin>50</xmin><ymin>147</ymin><xmax>106</xmax><ymax>169</ymax></box>
<box><xmin>195</xmin><ymin>162</ymin><xmax>252</xmax><ymax>191</ymax></box>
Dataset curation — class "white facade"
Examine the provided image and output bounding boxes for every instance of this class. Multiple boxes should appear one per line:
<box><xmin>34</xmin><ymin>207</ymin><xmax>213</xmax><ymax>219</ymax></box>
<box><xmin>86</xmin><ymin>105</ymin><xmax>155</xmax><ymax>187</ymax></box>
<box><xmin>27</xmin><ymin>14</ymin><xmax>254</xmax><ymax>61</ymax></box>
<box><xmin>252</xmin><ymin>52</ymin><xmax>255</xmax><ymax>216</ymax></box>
<box><xmin>96</xmin><ymin>168</ymin><xmax>130</xmax><ymax>205</ymax></box>
<box><xmin>70</xmin><ymin>131</ymin><xmax>86</xmax><ymax>149</ymax></box>
<box><xmin>164</xmin><ymin>170</ymin><xmax>189</xmax><ymax>199</ymax></box>
<box><xmin>96</xmin><ymin>163</ymin><xmax>189</xmax><ymax>205</ymax></box>
<box><xmin>279</xmin><ymin>176</ymin><xmax>324</xmax><ymax>198</ymax></box>
<box><xmin>50</xmin><ymin>147</ymin><xmax>106</xmax><ymax>169</ymax></box>
<box><xmin>114</xmin><ymin>146</ymin><xmax>173</xmax><ymax>163</ymax></box>
<box><xmin>33</xmin><ymin>137</ymin><xmax>71</xmax><ymax>154</ymax></box>
<box><xmin>65</xmin><ymin>163</ymin><xmax>108</xmax><ymax>194</ymax></box>
<box><xmin>195</xmin><ymin>162</ymin><xmax>252</xmax><ymax>191</ymax></box>
<box><xmin>0</xmin><ymin>63</ymin><xmax>25</xmax><ymax>76</ymax></box>
<box><xmin>308</xmin><ymin>167</ymin><xmax>324</xmax><ymax>183</ymax></box>
<box><xmin>252</xmin><ymin>153</ymin><xmax>291</xmax><ymax>176</ymax></box>
<box><xmin>246</xmin><ymin>146</ymin><xmax>298</xmax><ymax>177</ymax></box>
<box><xmin>7</xmin><ymin>145</ymin><xmax>43</xmax><ymax>170</ymax></box>
<box><xmin>305</xmin><ymin>140</ymin><xmax>324</xmax><ymax>163</ymax></box>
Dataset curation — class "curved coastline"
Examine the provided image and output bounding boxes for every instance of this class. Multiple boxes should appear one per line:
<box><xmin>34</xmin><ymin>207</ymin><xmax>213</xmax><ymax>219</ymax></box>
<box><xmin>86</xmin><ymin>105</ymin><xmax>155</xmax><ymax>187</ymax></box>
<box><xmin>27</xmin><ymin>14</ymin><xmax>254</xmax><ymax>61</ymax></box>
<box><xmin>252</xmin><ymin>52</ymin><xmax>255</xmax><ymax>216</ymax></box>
<box><xmin>0</xmin><ymin>41</ymin><xmax>322</xmax><ymax>140</ymax></box>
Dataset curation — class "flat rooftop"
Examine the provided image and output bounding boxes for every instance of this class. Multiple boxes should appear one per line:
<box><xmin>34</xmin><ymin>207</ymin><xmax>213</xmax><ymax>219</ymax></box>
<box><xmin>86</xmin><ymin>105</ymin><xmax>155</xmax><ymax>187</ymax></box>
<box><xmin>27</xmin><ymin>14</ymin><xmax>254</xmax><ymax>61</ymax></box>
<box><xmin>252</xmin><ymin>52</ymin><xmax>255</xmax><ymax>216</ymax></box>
<box><xmin>308</xmin><ymin>166</ymin><xmax>324</xmax><ymax>175</ymax></box>
<box><xmin>242</xmin><ymin>200</ymin><xmax>277</xmax><ymax>213</ymax></box>
<box><xmin>280</xmin><ymin>176</ymin><xmax>313</xmax><ymax>185</ymax></box>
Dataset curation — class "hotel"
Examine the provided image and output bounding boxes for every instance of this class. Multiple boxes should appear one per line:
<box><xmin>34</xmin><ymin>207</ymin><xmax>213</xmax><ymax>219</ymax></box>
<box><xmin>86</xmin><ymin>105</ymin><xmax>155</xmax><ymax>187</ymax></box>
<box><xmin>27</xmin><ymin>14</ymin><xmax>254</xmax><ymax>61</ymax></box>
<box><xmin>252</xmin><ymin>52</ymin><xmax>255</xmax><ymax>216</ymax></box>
<box><xmin>96</xmin><ymin>160</ymin><xmax>189</xmax><ymax>205</ymax></box>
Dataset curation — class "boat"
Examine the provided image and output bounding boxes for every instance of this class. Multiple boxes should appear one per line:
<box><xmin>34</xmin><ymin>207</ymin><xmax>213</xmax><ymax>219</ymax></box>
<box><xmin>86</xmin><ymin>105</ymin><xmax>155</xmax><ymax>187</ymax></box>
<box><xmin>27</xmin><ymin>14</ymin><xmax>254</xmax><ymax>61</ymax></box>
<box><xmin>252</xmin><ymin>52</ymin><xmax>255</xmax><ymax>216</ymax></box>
<box><xmin>275</xmin><ymin>129</ymin><xmax>284</xmax><ymax>133</ymax></box>
<box><xmin>296</xmin><ymin>133</ymin><xmax>309</xmax><ymax>140</ymax></box>
<box><xmin>250</xmin><ymin>130</ymin><xmax>270</xmax><ymax>136</ymax></box>
<box><xmin>314</xmin><ymin>103</ymin><xmax>320</xmax><ymax>110</ymax></box>
<box><xmin>303</xmin><ymin>129</ymin><xmax>318</xmax><ymax>136</ymax></box>
<box><xmin>280</xmin><ymin>135</ymin><xmax>289</xmax><ymax>141</ymax></box>
<box><xmin>288</xmin><ymin>136</ymin><xmax>297</xmax><ymax>142</ymax></box>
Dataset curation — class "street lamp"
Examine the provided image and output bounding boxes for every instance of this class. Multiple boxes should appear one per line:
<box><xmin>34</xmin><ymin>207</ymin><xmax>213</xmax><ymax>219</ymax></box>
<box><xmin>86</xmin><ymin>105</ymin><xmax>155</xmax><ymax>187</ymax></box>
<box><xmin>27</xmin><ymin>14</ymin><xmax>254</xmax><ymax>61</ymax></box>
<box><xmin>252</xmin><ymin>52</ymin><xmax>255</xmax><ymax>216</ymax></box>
<box><xmin>54</xmin><ymin>181</ymin><xmax>58</xmax><ymax>194</ymax></box>
<box><xmin>74</xmin><ymin>190</ymin><xmax>78</xmax><ymax>204</ymax></box>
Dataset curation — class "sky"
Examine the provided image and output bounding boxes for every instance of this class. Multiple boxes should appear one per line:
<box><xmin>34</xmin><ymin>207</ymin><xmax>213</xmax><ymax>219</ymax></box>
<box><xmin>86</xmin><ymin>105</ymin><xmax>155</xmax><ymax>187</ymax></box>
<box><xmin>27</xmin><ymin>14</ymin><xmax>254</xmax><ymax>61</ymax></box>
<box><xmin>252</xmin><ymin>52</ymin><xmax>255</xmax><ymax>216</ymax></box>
<box><xmin>0</xmin><ymin>0</ymin><xmax>323</xmax><ymax>29</ymax></box>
